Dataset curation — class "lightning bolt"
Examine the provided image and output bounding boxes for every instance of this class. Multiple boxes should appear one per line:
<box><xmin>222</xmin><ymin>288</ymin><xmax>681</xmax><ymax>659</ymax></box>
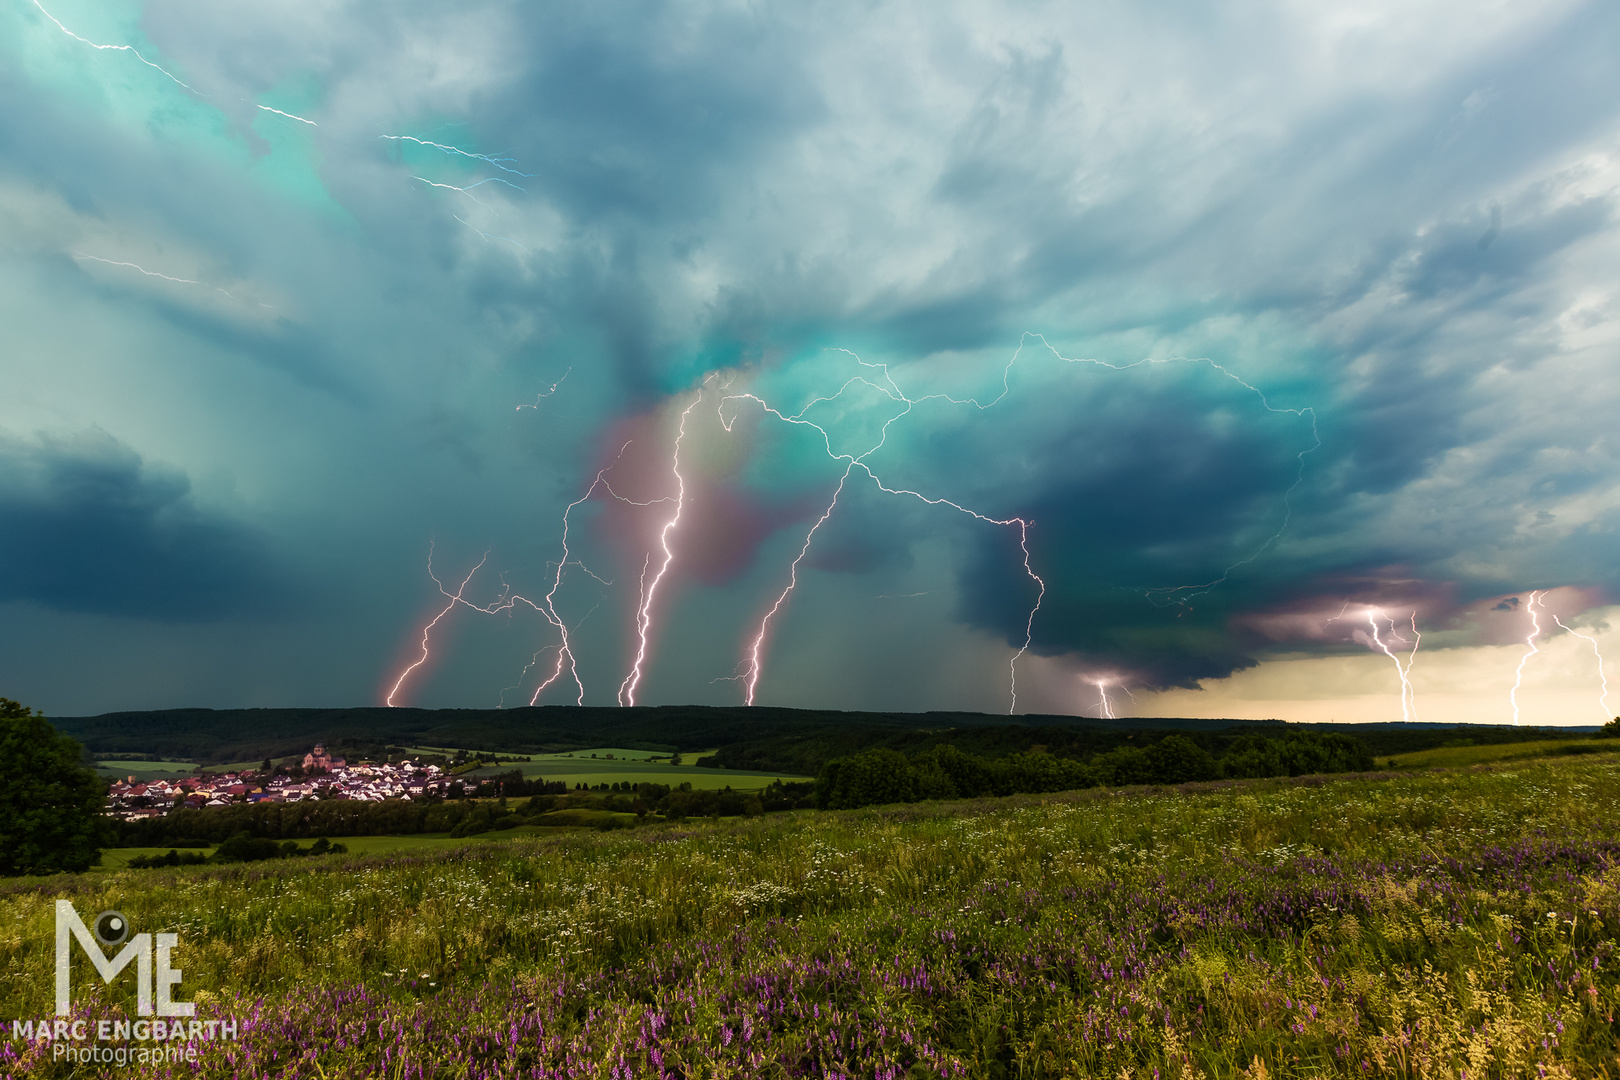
<box><xmin>412</xmin><ymin>176</ymin><xmax>526</xmax><ymax>204</ymax></box>
<box><xmin>257</xmin><ymin>105</ymin><xmax>316</xmax><ymax>125</ymax></box>
<box><xmin>617</xmin><ymin>392</ymin><xmax>704</xmax><ymax>707</ymax></box>
<box><xmin>1549</xmin><ymin>611</ymin><xmax>1613</xmax><ymax>720</ymax></box>
<box><xmin>516</xmin><ymin>368</ymin><xmax>571</xmax><ymax>411</ymax></box>
<box><xmin>1364</xmin><ymin>608</ymin><xmax>1420</xmax><ymax>723</ymax></box>
<box><xmin>740</xmin><ymin>463</ymin><xmax>853</xmax><ymax>705</ymax></box>
<box><xmin>527</xmin><ymin>452</ymin><xmax>649</xmax><ymax>707</ymax></box>
<box><xmin>385</xmin><ymin>546</ymin><xmax>491</xmax><ymax>707</ymax></box>
<box><xmin>720</xmin><ymin>364</ymin><xmax>1046</xmax><ymax>713</ymax></box>
<box><xmin>380</xmin><ymin>135</ymin><xmax>534</xmax><ymax>178</ymax></box>
<box><xmin>1019</xmin><ymin>335</ymin><xmax>1320</xmax><ymax>607</ymax></box>
<box><xmin>1510</xmin><ymin>591</ymin><xmax>1545</xmax><ymax>727</ymax></box>
<box><xmin>1093</xmin><ymin>680</ymin><xmax>1116</xmax><ymax>720</ymax></box>
<box><xmin>454</xmin><ymin>214</ymin><xmax>531</xmax><ymax>254</ymax></box>
<box><xmin>28</xmin><ymin>0</ymin><xmax>195</xmax><ymax>92</ymax></box>
<box><xmin>72</xmin><ymin>252</ymin><xmax>270</xmax><ymax>309</ymax></box>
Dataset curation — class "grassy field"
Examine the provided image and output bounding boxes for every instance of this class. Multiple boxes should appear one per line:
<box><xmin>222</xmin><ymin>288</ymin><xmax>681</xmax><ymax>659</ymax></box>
<box><xmin>92</xmin><ymin>759</ymin><xmax>197</xmax><ymax>781</ymax></box>
<box><xmin>466</xmin><ymin>747</ymin><xmax>808</xmax><ymax>789</ymax></box>
<box><xmin>408</xmin><ymin>745</ymin><xmax>684</xmax><ymax>762</ymax></box>
<box><xmin>6</xmin><ymin>757</ymin><xmax>1618</xmax><ymax>1077</ymax></box>
<box><xmin>92</xmin><ymin>830</ymin><xmax>594</xmax><ymax>870</ymax></box>
<box><xmin>1386</xmin><ymin>737</ymin><xmax>1620</xmax><ymax>770</ymax></box>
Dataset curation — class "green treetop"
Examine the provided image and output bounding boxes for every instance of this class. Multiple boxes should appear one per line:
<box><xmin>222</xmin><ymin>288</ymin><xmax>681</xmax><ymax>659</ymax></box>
<box><xmin>0</xmin><ymin>698</ymin><xmax>111</xmax><ymax>876</ymax></box>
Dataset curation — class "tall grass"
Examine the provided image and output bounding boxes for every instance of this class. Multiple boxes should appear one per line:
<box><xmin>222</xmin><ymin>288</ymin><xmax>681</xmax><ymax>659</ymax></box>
<box><xmin>3</xmin><ymin>758</ymin><xmax>1618</xmax><ymax>1077</ymax></box>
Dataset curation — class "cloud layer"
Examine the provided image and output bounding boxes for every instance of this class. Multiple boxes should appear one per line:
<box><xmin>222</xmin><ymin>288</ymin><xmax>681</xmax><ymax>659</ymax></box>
<box><xmin>0</xmin><ymin>0</ymin><xmax>1615</xmax><ymax>717</ymax></box>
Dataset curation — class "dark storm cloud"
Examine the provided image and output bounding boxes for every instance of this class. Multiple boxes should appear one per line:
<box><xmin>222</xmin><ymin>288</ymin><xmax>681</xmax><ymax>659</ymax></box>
<box><xmin>4</xmin><ymin>0</ymin><xmax>1617</xmax><ymax>712</ymax></box>
<box><xmin>0</xmin><ymin>430</ymin><xmax>288</xmax><ymax>620</ymax></box>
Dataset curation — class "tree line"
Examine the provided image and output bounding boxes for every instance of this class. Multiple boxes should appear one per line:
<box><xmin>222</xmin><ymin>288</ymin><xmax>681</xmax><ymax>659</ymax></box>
<box><xmin>815</xmin><ymin>731</ymin><xmax>1375</xmax><ymax>810</ymax></box>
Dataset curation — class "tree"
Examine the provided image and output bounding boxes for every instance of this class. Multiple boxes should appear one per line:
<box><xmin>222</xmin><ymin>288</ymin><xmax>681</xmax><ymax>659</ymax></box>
<box><xmin>0</xmin><ymin>698</ymin><xmax>111</xmax><ymax>876</ymax></box>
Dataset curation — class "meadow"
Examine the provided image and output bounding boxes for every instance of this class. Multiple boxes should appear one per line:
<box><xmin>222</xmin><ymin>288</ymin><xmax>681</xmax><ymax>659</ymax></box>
<box><xmin>3</xmin><ymin>756</ymin><xmax>1617</xmax><ymax>1078</ymax></box>
<box><xmin>460</xmin><ymin>747</ymin><xmax>811</xmax><ymax>790</ymax></box>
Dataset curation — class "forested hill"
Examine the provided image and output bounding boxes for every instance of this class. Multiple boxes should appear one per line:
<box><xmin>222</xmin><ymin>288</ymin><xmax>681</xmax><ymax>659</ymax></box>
<box><xmin>54</xmin><ymin>704</ymin><xmax>1129</xmax><ymax>764</ymax></box>
<box><xmin>49</xmin><ymin>704</ymin><xmax>1600</xmax><ymax>768</ymax></box>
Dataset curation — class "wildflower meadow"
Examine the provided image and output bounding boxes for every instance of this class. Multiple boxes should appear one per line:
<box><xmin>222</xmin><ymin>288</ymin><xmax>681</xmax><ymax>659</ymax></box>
<box><xmin>3</xmin><ymin>756</ymin><xmax>1618</xmax><ymax>1078</ymax></box>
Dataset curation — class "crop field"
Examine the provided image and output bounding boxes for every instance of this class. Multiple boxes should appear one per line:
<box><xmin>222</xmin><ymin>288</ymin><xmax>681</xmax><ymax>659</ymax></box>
<box><xmin>5</xmin><ymin>757</ymin><xmax>1618</xmax><ymax>1078</ymax></box>
<box><xmin>466</xmin><ymin>747</ymin><xmax>809</xmax><ymax>790</ymax></box>
<box><xmin>91</xmin><ymin>760</ymin><xmax>198</xmax><ymax>781</ymax></box>
<box><xmin>1386</xmin><ymin>739</ymin><xmax>1620</xmax><ymax>772</ymax></box>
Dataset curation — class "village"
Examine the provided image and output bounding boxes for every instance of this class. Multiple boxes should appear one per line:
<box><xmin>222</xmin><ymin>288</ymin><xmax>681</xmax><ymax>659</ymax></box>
<box><xmin>104</xmin><ymin>744</ymin><xmax>456</xmax><ymax>820</ymax></box>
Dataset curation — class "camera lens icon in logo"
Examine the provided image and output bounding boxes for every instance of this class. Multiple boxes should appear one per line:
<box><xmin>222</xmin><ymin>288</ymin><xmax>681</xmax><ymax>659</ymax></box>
<box><xmin>94</xmin><ymin>910</ymin><xmax>131</xmax><ymax>947</ymax></box>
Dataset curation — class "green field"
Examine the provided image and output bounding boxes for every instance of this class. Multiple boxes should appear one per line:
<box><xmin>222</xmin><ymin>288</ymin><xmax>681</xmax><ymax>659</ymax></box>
<box><xmin>93</xmin><ymin>825</ymin><xmax>643</xmax><ymax>871</ymax></box>
<box><xmin>8</xmin><ymin>754</ymin><xmax>1618</xmax><ymax>1077</ymax></box>
<box><xmin>1387</xmin><ymin>736</ymin><xmax>1620</xmax><ymax>770</ymax></box>
<box><xmin>467</xmin><ymin>746</ymin><xmax>807</xmax><ymax>789</ymax></box>
<box><xmin>93</xmin><ymin>759</ymin><xmax>197</xmax><ymax>781</ymax></box>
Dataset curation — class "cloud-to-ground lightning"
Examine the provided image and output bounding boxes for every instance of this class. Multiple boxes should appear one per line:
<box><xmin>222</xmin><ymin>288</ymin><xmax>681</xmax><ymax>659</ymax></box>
<box><xmin>1093</xmin><ymin>680</ymin><xmax>1116</xmax><ymax>720</ymax></box>
<box><xmin>1550</xmin><ymin>611</ymin><xmax>1613</xmax><ymax>720</ymax></box>
<box><xmin>385</xmin><ymin>547</ymin><xmax>492</xmax><ymax>707</ymax></box>
<box><xmin>1510</xmin><ymin>591</ymin><xmax>1546</xmax><ymax>726</ymax></box>
<box><xmin>617</xmin><ymin>393</ymin><xmax>705</xmax><ymax>707</ymax></box>
<box><xmin>527</xmin><ymin>449</ymin><xmax>656</xmax><ymax>707</ymax></box>
<box><xmin>718</xmin><ymin>331</ymin><xmax>1311</xmax><ymax>712</ymax></box>
<box><xmin>1364</xmin><ymin>608</ymin><xmax>1420</xmax><ymax>723</ymax></box>
<box><xmin>388</xmin><ymin>336</ymin><xmax>1314</xmax><ymax>711</ymax></box>
<box><xmin>740</xmin><ymin>463</ymin><xmax>854</xmax><ymax>705</ymax></box>
<box><xmin>719</xmin><ymin>356</ymin><xmax>1048</xmax><ymax>713</ymax></box>
<box><xmin>28</xmin><ymin>0</ymin><xmax>195</xmax><ymax>92</ymax></box>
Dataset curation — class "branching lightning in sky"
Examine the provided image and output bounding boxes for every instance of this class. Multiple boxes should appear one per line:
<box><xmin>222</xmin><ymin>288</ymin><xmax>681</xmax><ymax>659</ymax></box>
<box><xmin>740</xmin><ymin>463</ymin><xmax>853</xmax><ymax>705</ymax></box>
<box><xmin>385</xmin><ymin>546</ymin><xmax>491</xmax><ymax>707</ymax></box>
<box><xmin>453</xmin><ymin>214</ymin><xmax>530</xmax><ymax>254</ymax></box>
<box><xmin>1550</xmin><ymin>611</ymin><xmax>1613</xmax><ymax>720</ymax></box>
<box><xmin>29</xmin><ymin>0</ymin><xmax>195</xmax><ymax>92</ymax></box>
<box><xmin>380</xmin><ymin>135</ymin><xmax>535</xmax><ymax>178</ymax></box>
<box><xmin>715</xmin><ymin>333</ymin><xmax>1308</xmax><ymax>711</ymax></box>
<box><xmin>1510</xmin><ymin>591</ymin><xmax>1545</xmax><ymax>727</ymax></box>
<box><xmin>1364</xmin><ymin>608</ymin><xmax>1420</xmax><ymax>723</ymax></box>
<box><xmin>516</xmin><ymin>369</ymin><xmax>570</xmax><ymax>411</ymax></box>
<box><xmin>388</xmin><ymin>337</ymin><xmax>1311</xmax><ymax>711</ymax></box>
<box><xmin>527</xmin><ymin>449</ymin><xmax>653</xmax><ymax>707</ymax></box>
<box><xmin>1093</xmin><ymin>680</ymin><xmax>1116</xmax><ymax>720</ymax></box>
<box><xmin>412</xmin><ymin>176</ymin><xmax>526</xmax><ymax>204</ymax></box>
<box><xmin>719</xmin><ymin>352</ymin><xmax>1047</xmax><ymax>713</ymax></box>
<box><xmin>617</xmin><ymin>393</ymin><xmax>704</xmax><ymax>707</ymax></box>
<box><xmin>1018</xmin><ymin>335</ymin><xmax>1322</xmax><ymax>608</ymax></box>
<box><xmin>258</xmin><ymin>105</ymin><xmax>315</xmax><ymax>125</ymax></box>
<box><xmin>72</xmin><ymin>252</ymin><xmax>271</xmax><ymax>310</ymax></box>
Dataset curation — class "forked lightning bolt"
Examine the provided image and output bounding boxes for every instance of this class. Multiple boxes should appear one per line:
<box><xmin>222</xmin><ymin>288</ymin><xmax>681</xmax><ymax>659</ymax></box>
<box><xmin>720</xmin><ymin>333</ymin><xmax>1309</xmax><ymax>712</ymax></box>
<box><xmin>517</xmin><ymin>369</ymin><xmax>571</xmax><ymax>411</ymax></box>
<box><xmin>618</xmin><ymin>393</ymin><xmax>704</xmax><ymax>707</ymax></box>
<box><xmin>385</xmin><ymin>547</ymin><xmax>492</xmax><ymax>707</ymax></box>
<box><xmin>1509</xmin><ymin>591</ymin><xmax>1547</xmax><ymax>726</ymax></box>
<box><xmin>380</xmin><ymin>135</ymin><xmax>535</xmax><ymax>178</ymax></box>
<box><xmin>29</xmin><ymin>0</ymin><xmax>194</xmax><ymax>91</ymax></box>
<box><xmin>720</xmin><ymin>364</ymin><xmax>1046</xmax><ymax>713</ymax></box>
<box><xmin>740</xmin><ymin>464</ymin><xmax>854</xmax><ymax>705</ymax></box>
<box><xmin>1549</xmin><ymin>611</ymin><xmax>1613</xmax><ymax>720</ymax></box>
<box><xmin>1093</xmin><ymin>680</ymin><xmax>1116</xmax><ymax>720</ymax></box>
<box><xmin>1364</xmin><ymin>608</ymin><xmax>1420</xmax><ymax>723</ymax></box>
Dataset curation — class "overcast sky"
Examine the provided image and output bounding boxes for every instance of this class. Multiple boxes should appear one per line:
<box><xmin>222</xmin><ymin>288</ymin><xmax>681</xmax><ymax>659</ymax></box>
<box><xmin>2</xmin><ymin>0</ymin><xmax>1616</xmax><ymax>725</ymax></box>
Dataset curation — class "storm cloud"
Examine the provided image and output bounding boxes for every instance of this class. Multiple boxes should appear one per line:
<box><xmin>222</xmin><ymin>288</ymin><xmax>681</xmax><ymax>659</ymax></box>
<box><xmin>0</xmin><ymin>0</ymin><xmax>1615</xmax><ymax>715</ymax></box>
